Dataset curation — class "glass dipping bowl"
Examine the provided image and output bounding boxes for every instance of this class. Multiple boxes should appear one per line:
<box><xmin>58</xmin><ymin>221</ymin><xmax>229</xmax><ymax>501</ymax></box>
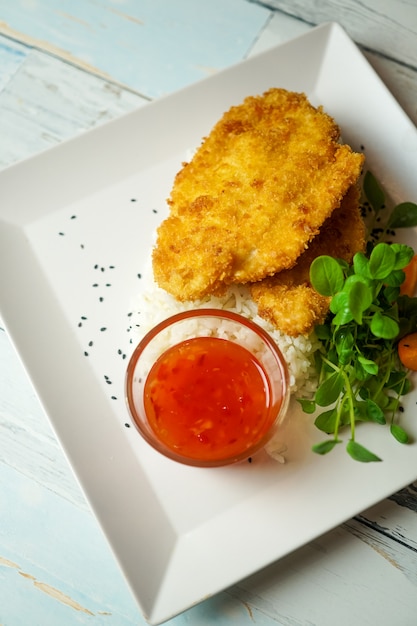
<box><xmin>125</xmin><ymin>309</ymin><xmax>290</xmax><ymax>467</ymax></box>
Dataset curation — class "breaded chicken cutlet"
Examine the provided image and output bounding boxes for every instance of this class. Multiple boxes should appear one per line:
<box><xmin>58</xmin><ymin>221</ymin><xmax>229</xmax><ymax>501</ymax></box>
<box><xmin>250</xmin><ymin>185</ymin><xmax>366</xmax><ymax>336</ymax></box>
<box><xmin>152</xmin><ymin>88</ymin><xmax>364</xmax><ymax>301</ymax></box>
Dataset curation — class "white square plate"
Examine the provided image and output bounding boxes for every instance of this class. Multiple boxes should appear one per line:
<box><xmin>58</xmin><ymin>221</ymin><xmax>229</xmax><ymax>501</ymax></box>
<box><xmin>1</xmin><ymin>23</ymin><xmax>417</xmax><ymax>625</ymax></box>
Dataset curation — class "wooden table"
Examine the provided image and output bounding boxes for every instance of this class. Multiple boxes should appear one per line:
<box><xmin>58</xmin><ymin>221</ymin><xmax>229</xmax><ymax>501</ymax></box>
<box><xmin>1</xmin><ymin>2</ymin><xmax>416</xmax><ymax>624</ymax></box>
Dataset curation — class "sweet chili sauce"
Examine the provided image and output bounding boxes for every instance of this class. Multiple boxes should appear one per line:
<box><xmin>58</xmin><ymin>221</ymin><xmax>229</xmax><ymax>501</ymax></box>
<box><xmin>143</xmin><ymin>336</ymin><xmax>278</xmax><ymax>461</ymax></box>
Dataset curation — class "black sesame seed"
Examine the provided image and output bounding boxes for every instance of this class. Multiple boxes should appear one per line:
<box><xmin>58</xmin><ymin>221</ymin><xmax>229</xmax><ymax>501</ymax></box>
<box><xmin>81</xmin><ymin>316</ymin><xmax>87</xmax><ymax>320</ymax></box>
<box><xmin>106</xmin><ymin>283</ymin><xmax>111</xmax><ymax>287</ymax></box>
<box><xmin>71</xmin><ymin>215</ymin><xmax>77</xmax><ymax>219</ymax></box>
<box><xmin>247</xmin><ymin>457</ymin><xmax>252</xmax><ymax>463</ymax></box>
<box><xmin>152</xmin><ymin>209</ymin><xmax>158</xmax><ymax>213</ymax></box>
<box><xmin>111</xmin><ymin>396</ymin><xmax>118</xmax><ymax>400</ymax></box>
<box><xmin>94</xmin><ymin>264</ymin><xmax>99</xmax><ymax>269</ymax></box>
<box><xmin>59</xmin><ymin>232</ymin><xmax>65</xmax><ymax>236</ymax></box>
<box><xmin>88</xmin><ymin>341</ymin><xmax>93</xmax><ymax>347</ymax></box>
<box><xmin>131</xmin><ymin>198</ymin><xmax>137</xmax><ymax>202</ymax></box>
<box><xmin>118</xmin><ymin>349</ymin><xmax>122</xmax><ymax>355</ymax></box>
<box><xmin>105</xmin><ymin>379</ymin><xmax>112</xmax><ymax>385</ymax></box>
<box><xmin>99</xmin><ymin>297</ymin><xmax>104</xmax><ymax>302</ymax></box>
<box><xmin>124</xmin><ymin>422</ymin><xmax>131</xmax><ymax>427</ymax></box>
<box><xmin>100</xmin><ymin>327</ymin><xmax>107</xmax><ymax>332</ymax></box>
<box><xmin>109</xmin><ymin>265</ymin><xmax>115</xmax><ymax>269</ymax></box>
<box><xmin>84</xmin><ymin>351</ymin><xmax>89</xmax><ymax>357</ymax></box>
<box><xmin>80</xmin><ymin>244</ymin><xmax>85</xmax><ymax>249</ymax></box>
<box><xmin>93</xmin><ymin>283</ymin><xmax>99</xmax><ymax>287</ymax></box>
<box><xmin>137</xmin><ymin>273</ymin><xmax>142</xmax><ymax>279</ymax></box>
<box><xmin>78</xmin><ymin>322</ymin><xmax>82</xmax><ymax>327</ymax></box>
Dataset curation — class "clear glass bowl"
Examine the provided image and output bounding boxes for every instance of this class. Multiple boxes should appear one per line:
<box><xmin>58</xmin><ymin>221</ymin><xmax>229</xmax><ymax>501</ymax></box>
<box><xmin>125</xmin><ymin>309</ymin><xmax>289</xmax><ymax>467</ymax></box>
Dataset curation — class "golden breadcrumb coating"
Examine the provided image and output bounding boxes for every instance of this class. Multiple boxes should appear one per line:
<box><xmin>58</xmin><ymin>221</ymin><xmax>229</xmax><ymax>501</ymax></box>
<box><xmin>152</xmin><ymin>88</ymin><xmax>364</xmax><ymax>301</ymax></box>
<box><xmin>250</xmin><ymin>185</ymin><xmax>366</xmax><ymax>336</ymax></box>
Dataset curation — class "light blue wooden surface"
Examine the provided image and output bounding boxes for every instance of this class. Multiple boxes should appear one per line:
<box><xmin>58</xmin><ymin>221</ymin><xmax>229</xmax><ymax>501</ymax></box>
<box><xmin>1</xmin><ymin>1</ymin><xmax>417</xmax><ymax>625</ymax></box>
<box><xmin>0</xmin><ymin>38</ymin><xmax>27</xmax><ymax>90</ymax></box>
<box><xmin>0</xmin><ymin>0</ymin><xmax>270</xmax><ymax>98</ymax></box>
<box><xmin>0</xmin><ymin>461</ymin><xmax>270</xmax><ymax>626</ymax></box>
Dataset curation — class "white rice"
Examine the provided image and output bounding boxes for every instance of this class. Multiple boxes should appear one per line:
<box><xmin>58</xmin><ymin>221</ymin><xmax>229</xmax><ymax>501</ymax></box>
<box><xmin>130</xmin><ymin>260</ymin><xmax>320</xmax><ymax>398</ymax></box>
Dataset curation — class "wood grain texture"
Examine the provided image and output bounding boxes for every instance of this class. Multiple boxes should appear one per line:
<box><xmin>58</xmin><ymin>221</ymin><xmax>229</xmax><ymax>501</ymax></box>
<box><xmin>0</xmin><ymin>0</ymin><xmax>270</xmax><ymax>98</ymax></box>
<box><xmin>230</xmin><ymin>520</ymin><xmax>417</xmax><ymax>626</ymax></box>
<box><xmin>0</xmin><ymin>36</ymin><xmax>27</xmax><ymax>91</ymax></box>
<box><xmin>249</xmin><ymin>9</ymin><xmax>417</xmax><ymax>126</ymax></box>
<box><xmin>0</xmin><ymin>36</ymin><xmax>146</xmax><ymax>169</ymax></box>
<box><xmin>250</xmin><ymin>0</ymin><xmax>417</xmax><ymax>69</ymax></box>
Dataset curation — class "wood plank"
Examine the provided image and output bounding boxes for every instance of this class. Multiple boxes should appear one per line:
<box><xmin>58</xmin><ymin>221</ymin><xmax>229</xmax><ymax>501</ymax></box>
<box><xmin>253</xmin><ymin>0</ymin><xmax>417</xmax><ymax>69</ymax></box>
<box><xmin>0</xmin><ymin>35</ymin><xmax>28</xmax><ymax>92</ymax></box>
<box><xmin>363</xmin><ymin>51</ymin><xmax>417</xmax><ymax>126</ymax></box>
<box><xmin>230</xmin><ymin>521</ymin><xmax>417</xmax><ymax>625</ymax></box>
<box><xmin>0</xmin><ymin>327</ymin><xmax>87</xmax><ymax>509</ymax></box>
<box><xmin>0</xmin><ymin>43</ymin><xmax>146</xmax><ymax>169</ymax></box>
<box><xmin>0</xmin><ymin>463</ymin><xmax>144</xmax><ymax>625</ymax></box>
<box><xmin>0</xmin><ymin>0</ymin><xmax>271</xmax><ymax>98</ymax></box>
<box><xmin>357</xmin><ymin>486</ymin><xmax>417</xmax><ymax>549</ymax></box>
<box><xmin>250</xmin><ymin>9</ymin><xmax>417</xmax><ymax>126</ymax></box>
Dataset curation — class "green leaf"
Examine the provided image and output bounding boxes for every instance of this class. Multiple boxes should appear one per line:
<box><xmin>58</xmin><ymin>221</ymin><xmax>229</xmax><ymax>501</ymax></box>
<box><xmin>345</xmin><ymin>277</ymin><xmax>373</xmax><ymax>323</ymax></box>
<box><xmin>390</xmin><ymin>424</ymin><xmax>409</xmax><ymax>444</ymax></box>
<box><xmin>334</xmin><ymin>328</ymin><xmax>354</xmax><ymax>351</ymax></box>
<box><xmin>370</xmin><ymin>311</ymin><xmax>399</xmax><ymax>339</ymax></box>
<box><xmin>388</xmin><ymin>202</ymin><xmax>417</xmax><ymax>229</ymax></box>
<box><xmin>353</xmin><ymin>252</ymin><xmax>370</xmax><ymax>278</ymax></box>
<box><xmin>383</xmin><ymin>285</ymin><xmax>400</xmax><ymax>303</ymax></box>
<box><xmin>312</xmin><ymin>439</ymin><xmax>341</xmax><ymax>455</ymax></box>
<box><xmin>384</xmin><ymin>269</ymin><xmax>406</xmax><ymax>287</ymax></box>
<box><xmin>354</xmin><ymin>399</ymin><xmax>385</xmax><ymax>424</ymax></box>
<box><xmin>365</xmin><ymin>398</ymin><xmax>386</xmax><ymax>424</ymax></box>
<box><xmin>354</xmin><ymin>401</ymin><xmax>373</xmax><ymax>422</ymax></box>
<box><xmin>297</xmin><ymin>398</ymin><xmax>316</xmax><ymax>414</ymax></box>
<box><xmin>386</xmin><ymin>371</ymin><xmax>407</xmax><ymax>389</ymax></box>
<box><xmin>330</xmin><ymin>291</ymin><xmax>354</xmax><ymax>325</ymax></box>
<box><xmin>390</xmin><ymin>243</ymin><xmax>414</xmax><ymax>269</ymax></box>
<box><xmin>315</xmin><ymin>371</ymin><xmax>344</xmax><ymax>407</ymax></box>
<box><xmin>357</xmin><ymin>356</ymin><xmax>379</xmax><ymax>376</ymax></box>
<box><xmin>369</xmin><ymin>244</ymin><xmax>396</xmax><ymax>280</ymax></box>
<box><xmin>363</xmin><ymin>171</ymin><xmax>385</xmax><ymax>211</ymax></box>
<box><xmin>314</xmin><ymin>408</ymin><xmax>338</xmax><ymax>433</ymax></box>
<box><xmin>346</xmin><ymin>440</ymin><xmax>382</xmax><ymax>462</ymax></box>
<box><xmin>310</xmin><ymin>255</ymin><xmax>345</xmax><ymax>296</ymax></box>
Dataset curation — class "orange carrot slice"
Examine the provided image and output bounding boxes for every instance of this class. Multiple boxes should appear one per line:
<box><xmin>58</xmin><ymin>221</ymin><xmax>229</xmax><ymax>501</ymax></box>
<box><xmin>400</xmin><ymin>255</ymin><xmax>417</xmax><ymax>297</ymax></box>
<box><xmin>398</xmin><ymin>332</ymin><xmax>417</xmax><ymax>370</ymax></box>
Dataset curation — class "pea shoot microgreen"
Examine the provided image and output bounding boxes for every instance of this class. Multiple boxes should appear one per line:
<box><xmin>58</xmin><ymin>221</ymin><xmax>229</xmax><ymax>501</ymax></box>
<box><xmin>299</xmin><ymin>171</ymin><xmax>417</xmax><ymax>462</ymax></box>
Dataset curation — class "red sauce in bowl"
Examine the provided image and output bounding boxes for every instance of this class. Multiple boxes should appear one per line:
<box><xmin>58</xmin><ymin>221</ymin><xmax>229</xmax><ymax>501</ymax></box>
<box><xmin>143</xmin><ymin>336</ymin><xmax>279</xmax><ymax>461</ymax></box>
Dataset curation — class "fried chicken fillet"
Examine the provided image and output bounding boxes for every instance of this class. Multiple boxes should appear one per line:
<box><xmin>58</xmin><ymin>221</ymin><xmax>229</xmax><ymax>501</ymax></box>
<box><xmin>250</xmin><ymin>185</ymin><xmax>366</xmax><ymax>337</ymax></box>
<box><xmin>152</xmin><ymin>88</ymin><xmax>364</xmax><ymax>301</ymax></box>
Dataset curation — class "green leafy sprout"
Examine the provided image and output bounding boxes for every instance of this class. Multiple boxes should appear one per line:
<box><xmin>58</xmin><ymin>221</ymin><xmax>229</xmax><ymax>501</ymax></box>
<box><xmin>299</xmin><ymin>171</ymin><xmax>417</xmax><ymax>462</ymax></box>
